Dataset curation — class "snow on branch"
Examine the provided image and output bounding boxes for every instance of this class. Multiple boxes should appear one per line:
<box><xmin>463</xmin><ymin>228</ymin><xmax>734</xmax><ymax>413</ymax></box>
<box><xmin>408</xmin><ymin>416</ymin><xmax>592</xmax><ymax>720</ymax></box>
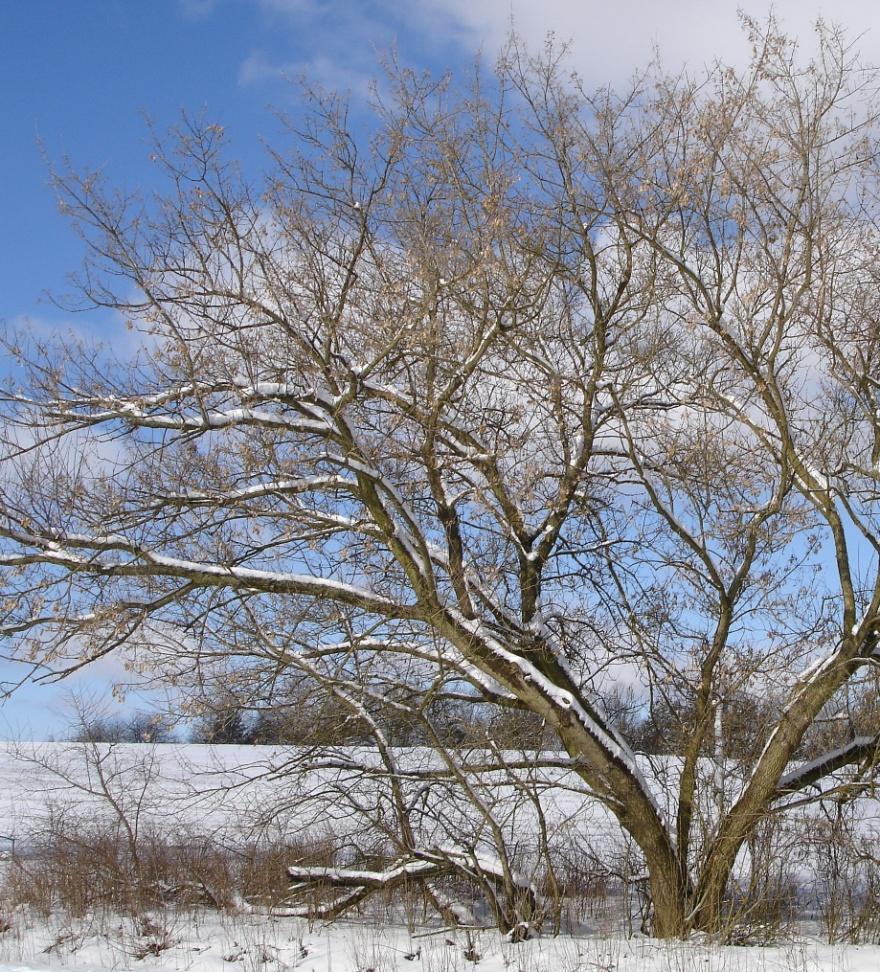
<box><xmin>0</xmin><ymin>527</ymin><xmax>420</xmax><ymax>620</ymax></box>
<box><xmin>775</xmin><ymin>735</ymin><xmax>880</xmax><ymax>798</ymax></box>
<box><xmin>286</xmin><ymin>846</ymin><xmax>540</xmax><ymax>933</ymax></box>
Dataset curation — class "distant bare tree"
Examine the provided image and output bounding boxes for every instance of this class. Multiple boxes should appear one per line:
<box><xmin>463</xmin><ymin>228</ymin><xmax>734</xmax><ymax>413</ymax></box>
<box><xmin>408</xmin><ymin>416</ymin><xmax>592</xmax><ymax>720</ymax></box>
<box><xmin>4</xmin><ymin>17</ymin><xmax>880</xmax><ymax>936</ymax></box>
<box><xmin>15</xmin><ymin>697</ymin><xmax>165</xmax><ymax>883</ymax></box>
<box><xmin>70</xmin><ymin>709</ymin><xmax>175</xmax><ymax>744</ymax></box>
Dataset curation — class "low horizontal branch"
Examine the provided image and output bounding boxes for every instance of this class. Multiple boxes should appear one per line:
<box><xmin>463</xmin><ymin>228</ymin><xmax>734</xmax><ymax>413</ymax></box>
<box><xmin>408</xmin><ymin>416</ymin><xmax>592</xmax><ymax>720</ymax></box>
<box><xmin>775</xmin><ymin>734</ymin><xmax>880</xmax><ymax>798</ymax></box>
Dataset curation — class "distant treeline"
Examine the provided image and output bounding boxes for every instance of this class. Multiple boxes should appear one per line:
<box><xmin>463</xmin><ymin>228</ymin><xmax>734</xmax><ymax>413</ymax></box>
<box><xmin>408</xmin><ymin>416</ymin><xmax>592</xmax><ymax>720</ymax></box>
<box><xmin>70</xmin><ymin>684</ymin><xmax>880</xmax><ymax>763</ymax></box>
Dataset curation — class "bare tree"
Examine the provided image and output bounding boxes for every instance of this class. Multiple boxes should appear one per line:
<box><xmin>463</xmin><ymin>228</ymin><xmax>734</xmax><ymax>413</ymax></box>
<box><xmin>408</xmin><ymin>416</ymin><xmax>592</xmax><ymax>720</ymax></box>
<box><xmin>13</xmin><ymin>696</ymin><xmax>165</xmax><ymax>886</ymax></box>
<box><xmin>3</xmin><ymin>18</ymin><xmax>880</xmax><ymax>937</ymax></box>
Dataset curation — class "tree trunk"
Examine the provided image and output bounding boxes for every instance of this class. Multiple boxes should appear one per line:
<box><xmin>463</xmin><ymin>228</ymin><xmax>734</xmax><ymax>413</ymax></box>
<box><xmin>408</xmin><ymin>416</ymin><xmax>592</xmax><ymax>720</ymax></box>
<box><xmin>638</xmin><ymin>843</ymin><xmax>692</xmax><ymax>938</ymax></box>
<box><xmin>650</xmin><ymin>877</ymin><xmax>689</xmax><ymax>938</ymax></box>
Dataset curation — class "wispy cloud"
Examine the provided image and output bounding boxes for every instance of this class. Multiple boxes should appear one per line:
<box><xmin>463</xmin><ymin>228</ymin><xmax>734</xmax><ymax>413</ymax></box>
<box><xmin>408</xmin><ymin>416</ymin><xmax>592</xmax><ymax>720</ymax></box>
<box><xmin>239</xmin><ymin>50</ymin><xmax>376</xmax><ymax>98</ymax></box>
<box><xmin>256</xmin><ymin>0</ymin><xmax>318</xmax><ymax>15</ymax></box>
<box><xmin>238</xmin><ymin>50</ymin><xmax>292</xmax><ymax>86</ymax></box>
<box><xmin>7</xmin><ymin>311</ymin><xmax>159</xmax><ymax>371</ymax></box>
<box><xmin>178</xmin><ymin>0</ymin><xmax>221</xmax><ymax>19</ymax></box>
<box><xmin>180</xmin><ymin>0</ymin><xmax>318</xmax><ymax>22</ymax></box>
<box><xmin>234</xmin><ymin>1</ymin><xmax>406</xmax><ymax>98</ymax></box>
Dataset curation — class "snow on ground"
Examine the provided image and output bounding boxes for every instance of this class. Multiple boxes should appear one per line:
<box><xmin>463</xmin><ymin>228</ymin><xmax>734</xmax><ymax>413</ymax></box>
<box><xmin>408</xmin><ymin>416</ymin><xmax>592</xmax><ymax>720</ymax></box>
<box><xmin>1</xmin><ymin>914</ymin><xmax>879</xmax><ymax>972</ymax></box>
<box><xmin>2</xmin><ymin>742</ymin><xmax>880</xmax><ymax>969</ymax></box>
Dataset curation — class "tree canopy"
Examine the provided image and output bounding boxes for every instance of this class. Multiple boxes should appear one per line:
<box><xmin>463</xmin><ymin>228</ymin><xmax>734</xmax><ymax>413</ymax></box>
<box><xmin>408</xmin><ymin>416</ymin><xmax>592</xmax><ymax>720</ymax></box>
<box><xmin>3</xmin><ymin>20</ymin><xmax>880</xmax><ymax>936</ymax></box>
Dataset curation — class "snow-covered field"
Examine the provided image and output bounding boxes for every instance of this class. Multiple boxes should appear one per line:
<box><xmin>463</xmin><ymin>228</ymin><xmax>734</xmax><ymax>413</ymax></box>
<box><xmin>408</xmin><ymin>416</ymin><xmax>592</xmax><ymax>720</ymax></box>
<box><xmin>1</xmin><ymin>742</ymin><xmax>880</xmax><ymax>970</ymax></box>
<box><xmin>1</xmin><ymin>916</ymin><xmax>880</xmax><ymax>972</ymax></box>
<box><xmin>0</xmin><ymin>742</ymin><xmax>304</xmax><ymax>843</ymax></box>
<box><xmin>0</xmin><ymin>741</ymin><xmax>630</xmax><ymax>855</ymax></box>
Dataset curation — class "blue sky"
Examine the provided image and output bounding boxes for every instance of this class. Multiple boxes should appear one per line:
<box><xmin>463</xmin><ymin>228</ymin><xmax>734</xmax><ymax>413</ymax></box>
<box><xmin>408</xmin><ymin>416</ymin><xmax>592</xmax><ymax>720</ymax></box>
<box><xmin>0</xmin><ymin>1</ymin><xmax>466</xmax><ymax>331</ymax></box>
<box><xmin>2</xmin><ymin>0</ymin><xmax>879</xmax><ymax>737</ymax></box>
<box><xmin>6</xmin><ymin>0</ymin><xmax>880</xmax><ymax>331</ymax></box>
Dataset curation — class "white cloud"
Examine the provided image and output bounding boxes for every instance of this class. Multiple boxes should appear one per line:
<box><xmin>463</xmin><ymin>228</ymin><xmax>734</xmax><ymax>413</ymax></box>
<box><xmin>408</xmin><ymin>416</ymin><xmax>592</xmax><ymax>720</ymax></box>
<box><xmin>9</xmin><ymin>311</ymin><xmax>152</xmax><ymax>361</ymax></box>
<box><xmin>404</xmin><ymin>1</ymin><xmax>878</xmax><ymax>83</ymax></box>
<box><xmin>239</xmin><ymin>50</ymin><xmax>377</xmax><ymax>97</ymax></box>
<box><xmin>227</xmin><ymin>0</ymin><xmax>880</xmax><ymax>103</ymax></box>
<box><xmin>179</xmin><ymin>0</ymin><xmax>221</xmax><ymax>18</ymax></box>
<box><xmin>238</xmin><ymin>50</ymin><xmax>291</xmax><ymax>86</ymax></box>
<box><xmin>181</xmin><ymin>0</ymin><xmax>318</xmax><ymax>22</ymax></box>
<box><xmin>256</xmin><ymin>0</ymin><xmax>317</xmax><ymax>15</ymax></box>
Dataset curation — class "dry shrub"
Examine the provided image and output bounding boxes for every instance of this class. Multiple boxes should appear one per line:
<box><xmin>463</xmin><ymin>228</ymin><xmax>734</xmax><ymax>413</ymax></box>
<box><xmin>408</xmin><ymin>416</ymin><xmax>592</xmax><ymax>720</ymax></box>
<box><xmin>551</xmin><ymin>853</ymin><xmax>613</xmax><ymax>933</ymax></box>
<box><xmin>7</xmin><ymin>801</ymin><xmax>880</xmax><ymax>947</ymax></box>
<box><xmin>0</xmin><ymin>813</ymin><xmax>336</xmax><ymax>922</ymax></box>
<box><xmin>802</xmin><ymin>807</ymin><xmax>880</xmax><ymax>945</ymax></box>
<box><xmin>238</xmin><ymin>836</ymin><xmax>336</xmax><ymax>906</ymax></box>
